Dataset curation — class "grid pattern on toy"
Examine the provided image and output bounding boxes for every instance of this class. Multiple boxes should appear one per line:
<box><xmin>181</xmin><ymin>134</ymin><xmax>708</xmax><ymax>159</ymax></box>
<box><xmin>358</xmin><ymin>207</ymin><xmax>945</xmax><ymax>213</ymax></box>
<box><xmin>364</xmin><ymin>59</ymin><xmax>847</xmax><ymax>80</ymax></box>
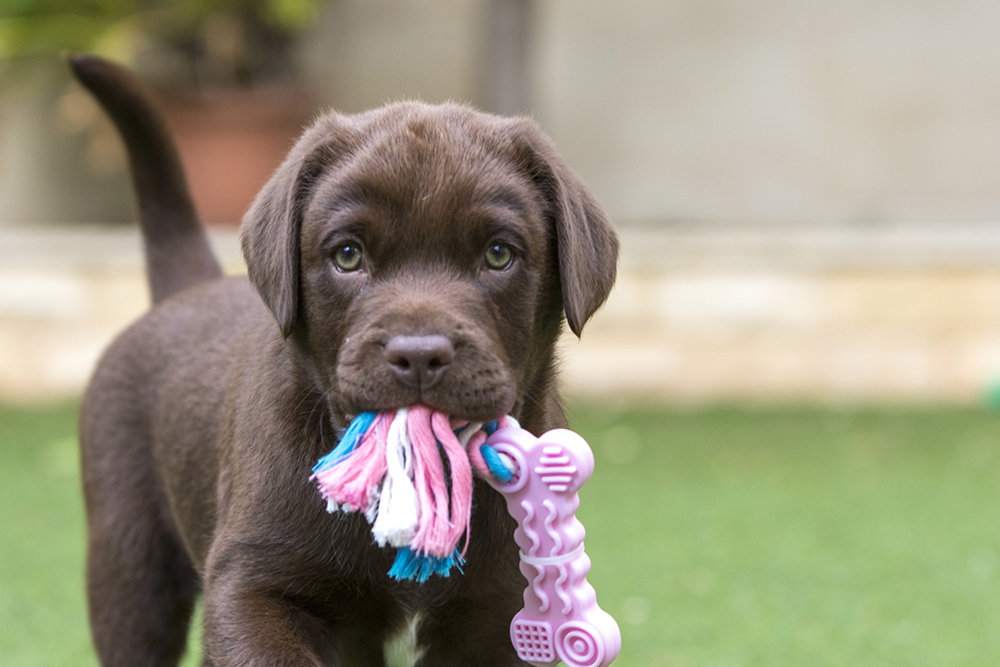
<box><xmin>512</xmin><ymin>620</ymin><xmax>555</xmax><ymax>662</ymax></box>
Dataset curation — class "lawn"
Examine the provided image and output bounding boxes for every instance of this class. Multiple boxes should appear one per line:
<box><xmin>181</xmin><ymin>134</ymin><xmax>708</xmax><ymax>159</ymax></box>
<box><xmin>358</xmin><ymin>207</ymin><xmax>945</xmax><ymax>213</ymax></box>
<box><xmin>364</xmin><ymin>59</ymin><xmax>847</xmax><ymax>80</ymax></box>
<box><xmin>3</xmin><ymin>402</ymin><xmax>1000</xmax><ymax>666</ymax></box>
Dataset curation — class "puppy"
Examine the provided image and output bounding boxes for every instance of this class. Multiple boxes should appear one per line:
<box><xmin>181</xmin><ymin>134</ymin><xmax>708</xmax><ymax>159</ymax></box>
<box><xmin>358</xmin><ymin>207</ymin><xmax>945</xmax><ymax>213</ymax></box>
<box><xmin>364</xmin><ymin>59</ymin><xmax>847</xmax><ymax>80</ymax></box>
<box><xmin>71</xmin><ymin>55</ymin><xmax>617</xmax><ymax>666</ymax></box>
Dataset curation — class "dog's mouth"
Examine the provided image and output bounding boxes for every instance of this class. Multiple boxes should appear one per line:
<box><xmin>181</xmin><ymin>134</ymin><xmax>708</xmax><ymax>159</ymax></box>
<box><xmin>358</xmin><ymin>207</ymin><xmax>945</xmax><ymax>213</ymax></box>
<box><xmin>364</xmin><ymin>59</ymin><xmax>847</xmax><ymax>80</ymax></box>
<box><xmin>334</xmin><ymin>369</ymin><xmax>516</xmax><ymax>425</ymax></box>
<box><xmin>335</xmin><ymin>334</ymin><xmax>517</xmax><ymax>424</ymax></box>
<box><xmin>339</xmin><ymin>407</ymin><xmax>507</xmax><ymax>431</ymax></box>
<box><xmin>338</xmin><ymin>387</ymin><xmax>515</xmax><ymax>426</ymax></box>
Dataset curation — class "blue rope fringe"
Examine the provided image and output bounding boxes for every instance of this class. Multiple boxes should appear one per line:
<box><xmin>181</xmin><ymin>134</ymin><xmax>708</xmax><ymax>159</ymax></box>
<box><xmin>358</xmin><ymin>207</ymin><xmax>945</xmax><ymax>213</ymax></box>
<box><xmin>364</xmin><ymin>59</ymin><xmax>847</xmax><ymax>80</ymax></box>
<box><xmin>388</xmin><ymin>546</ymin><xmax>464</xmax><ymax>583</ymax></box>
<box><xmin>312</xmin><ymin>411</ymin><xmax>378</xmax><ymax>474</ymax></box>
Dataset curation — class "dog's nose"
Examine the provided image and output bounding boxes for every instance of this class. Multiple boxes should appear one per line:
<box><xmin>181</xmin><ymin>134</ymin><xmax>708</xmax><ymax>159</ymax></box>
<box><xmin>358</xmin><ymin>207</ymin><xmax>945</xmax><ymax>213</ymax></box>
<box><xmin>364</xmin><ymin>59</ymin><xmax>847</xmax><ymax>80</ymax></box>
<box><xmin>384</xmin><ymin>335</ymin><xmax>454</xmax><ymax>389</ymax></box>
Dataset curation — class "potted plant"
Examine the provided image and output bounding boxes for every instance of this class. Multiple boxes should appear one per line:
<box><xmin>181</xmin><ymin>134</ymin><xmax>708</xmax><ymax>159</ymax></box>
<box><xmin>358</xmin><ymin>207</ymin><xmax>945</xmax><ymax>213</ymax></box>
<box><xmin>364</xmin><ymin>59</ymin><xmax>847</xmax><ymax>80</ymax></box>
<box><xmin>1</xmin><ymin>0</ymin><xmax>324</xmax><ymax>224</ymax></box>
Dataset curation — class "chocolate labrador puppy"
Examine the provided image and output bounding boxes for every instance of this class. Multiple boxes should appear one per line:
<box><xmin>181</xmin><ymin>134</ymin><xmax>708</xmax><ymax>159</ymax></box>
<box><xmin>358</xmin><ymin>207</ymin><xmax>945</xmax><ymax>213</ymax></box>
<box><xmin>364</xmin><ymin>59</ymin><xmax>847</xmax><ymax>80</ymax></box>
<box><xmin>71</xmin><ymin>55</ymin><xmax>617</xmax><ymax>666</ymax></box>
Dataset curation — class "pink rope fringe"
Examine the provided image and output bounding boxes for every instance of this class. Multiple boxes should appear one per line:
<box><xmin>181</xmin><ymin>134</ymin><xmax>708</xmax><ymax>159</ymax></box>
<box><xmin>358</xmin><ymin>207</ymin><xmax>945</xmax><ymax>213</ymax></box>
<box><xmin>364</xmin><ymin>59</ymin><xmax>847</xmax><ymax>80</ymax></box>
<box><xmin>313</xmin><ymin>413</ymin><xmax>390</xmax><ymax>512</ymax></box>
<box><xmin>313</xmin><ymin>406</ymin><xmax>506</xmax><ymax>562</ymax></box>
<box><xmin>407</xmin><ymin>406</ymin><xmax>453</xmax><ymax>557</ymax></box>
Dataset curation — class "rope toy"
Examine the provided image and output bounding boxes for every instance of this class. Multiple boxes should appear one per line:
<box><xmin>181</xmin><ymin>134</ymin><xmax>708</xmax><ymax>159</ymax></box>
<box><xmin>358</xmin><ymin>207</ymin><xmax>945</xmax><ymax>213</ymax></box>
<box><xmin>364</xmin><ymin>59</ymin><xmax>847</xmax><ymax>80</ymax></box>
<box><xmin>311</xmin><ymin>406</ymin><xmax>621</xmax><ymax>666</ymax></box>
<box><xmin>311</xmin><ymin>405</ymin><xmax>519</xmax><ymax>582</ymax></box>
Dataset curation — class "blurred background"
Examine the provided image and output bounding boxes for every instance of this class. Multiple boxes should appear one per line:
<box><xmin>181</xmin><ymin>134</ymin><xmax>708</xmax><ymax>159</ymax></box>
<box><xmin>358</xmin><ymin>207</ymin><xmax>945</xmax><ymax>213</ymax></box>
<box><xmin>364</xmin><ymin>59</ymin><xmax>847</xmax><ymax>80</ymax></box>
<box><xmin>6</xmin><ymin>0</ymin><xmax>1000</xmax><ymax>404</ymax></box>
<box><xmin>6</xmin><ymin>2</ymin><xmax>1000</xmax><ymax>666</ymax></box>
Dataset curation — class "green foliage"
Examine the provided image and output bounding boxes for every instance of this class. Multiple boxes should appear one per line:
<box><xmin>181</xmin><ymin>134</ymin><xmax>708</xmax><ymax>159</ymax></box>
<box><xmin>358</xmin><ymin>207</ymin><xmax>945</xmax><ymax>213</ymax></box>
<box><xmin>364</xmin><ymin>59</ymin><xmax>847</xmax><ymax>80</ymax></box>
<box><xmin>4</xmin><ymin>403</ymin><xmax>1000</xmax><ymax>665</ymax></box>
<box><xmin>0</xmin><ymin>0</ymin><xmax>321</xmax><ymax>62</ymax></box>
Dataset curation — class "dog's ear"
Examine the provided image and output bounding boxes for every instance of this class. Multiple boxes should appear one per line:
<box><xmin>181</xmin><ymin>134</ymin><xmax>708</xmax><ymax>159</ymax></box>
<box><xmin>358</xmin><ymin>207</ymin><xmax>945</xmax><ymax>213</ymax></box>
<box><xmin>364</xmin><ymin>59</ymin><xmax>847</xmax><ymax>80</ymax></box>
<box><xmin>509</xmin><ymin>119</ymin><xmax>619</xmax><ymax>337</ymax></box>
<box><xmin>241</xmin><ymin>115</ymin><xmax>350</xmax><ymax>338</ymax></box>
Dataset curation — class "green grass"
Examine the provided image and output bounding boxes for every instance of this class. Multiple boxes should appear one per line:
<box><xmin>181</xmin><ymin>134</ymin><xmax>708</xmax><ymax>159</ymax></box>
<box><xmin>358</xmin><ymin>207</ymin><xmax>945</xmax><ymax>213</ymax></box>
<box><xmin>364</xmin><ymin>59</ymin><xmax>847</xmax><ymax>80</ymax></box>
<box><xmin>570</xmin><ymin>405</ymin><xmax>1000</xmax><ymax>667</ymax></box>
<box><xmin>0</xmin><ymin>404</ymin><xmax>203</xmax><ymax>667</ymax></box>
<box><xmin>0</xmin><ymin>403</ymin><xmax>91</xmax><ymax>666</ymax></box>
<box><xmin>4</xmin><ymin>403</ymin><xmax>1000</xmax><ymax>665</ymax></box>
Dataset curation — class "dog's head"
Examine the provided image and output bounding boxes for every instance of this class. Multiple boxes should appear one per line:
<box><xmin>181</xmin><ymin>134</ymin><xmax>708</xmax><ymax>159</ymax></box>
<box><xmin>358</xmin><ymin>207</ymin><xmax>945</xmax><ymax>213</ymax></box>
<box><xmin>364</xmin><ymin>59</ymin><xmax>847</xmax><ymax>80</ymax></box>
<box><xmin>241</xmin><ymin>102</ymin><xmax>617</xmax><ymax>422</ymax></box>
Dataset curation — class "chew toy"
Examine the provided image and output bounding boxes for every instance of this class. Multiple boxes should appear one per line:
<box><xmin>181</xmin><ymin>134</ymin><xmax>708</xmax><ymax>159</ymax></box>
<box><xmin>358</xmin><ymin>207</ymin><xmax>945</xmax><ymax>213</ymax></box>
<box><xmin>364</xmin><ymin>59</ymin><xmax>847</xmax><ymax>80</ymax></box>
<box><xmin>484</xmin><ymin>426</ymin><xmax>621</xmax><ymax>667</ymax></box>
<box><xmin>312</xmin><ymin>406</ymin><xmax>621</xmax><ymax>666</ymax></box>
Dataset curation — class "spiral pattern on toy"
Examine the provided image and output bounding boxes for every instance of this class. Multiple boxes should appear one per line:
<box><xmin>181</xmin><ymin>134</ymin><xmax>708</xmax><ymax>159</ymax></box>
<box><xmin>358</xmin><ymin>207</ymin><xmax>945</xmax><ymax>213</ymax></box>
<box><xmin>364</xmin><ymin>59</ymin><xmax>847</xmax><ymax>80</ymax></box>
<box><xmin>555</xmin><ymin>622</ymin><xmax>604</xmax><ymax>667</ymax></box>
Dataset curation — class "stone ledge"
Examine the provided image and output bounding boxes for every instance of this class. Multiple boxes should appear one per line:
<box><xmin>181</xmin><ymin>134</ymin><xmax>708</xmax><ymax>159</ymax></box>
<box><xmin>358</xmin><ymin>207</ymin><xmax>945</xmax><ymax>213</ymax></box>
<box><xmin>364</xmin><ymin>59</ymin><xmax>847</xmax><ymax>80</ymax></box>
<box><xmin>6</xmin><ymin>220</ymin><xmax>1000</xmax><ymax>271</ymax></box>
<box><xmin>0</xmin><ymin>223</ymin><xmax>246</xmax><ymax>272</ymax></box>
<box><xmin>4</xmin><ymin>222</ymin><xmax>1000</xmax><ymax>402</ymax></box>
<box><xmin>620</xmin><ymin>221</ymin><xmax>1000</xmax><ymax>270</ymax></box>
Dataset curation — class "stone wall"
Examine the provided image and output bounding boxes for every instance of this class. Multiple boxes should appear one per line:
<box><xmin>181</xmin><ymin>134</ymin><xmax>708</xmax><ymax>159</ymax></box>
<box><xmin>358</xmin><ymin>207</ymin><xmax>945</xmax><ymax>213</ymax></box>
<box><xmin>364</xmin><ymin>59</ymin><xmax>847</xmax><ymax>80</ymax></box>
<box><xmin>5</xmin><ymin>223</ymin><xmax>1000</xmax><ymax>404</ymax></box>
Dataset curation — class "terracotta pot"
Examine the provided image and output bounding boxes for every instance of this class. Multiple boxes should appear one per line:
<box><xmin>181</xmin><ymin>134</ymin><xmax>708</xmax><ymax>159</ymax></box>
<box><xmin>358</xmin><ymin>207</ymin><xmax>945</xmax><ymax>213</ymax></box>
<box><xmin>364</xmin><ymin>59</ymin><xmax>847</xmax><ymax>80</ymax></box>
<box><xmin>161</xmin><ymin>87</ymin><xmax>314</xmax><ymax>225</ymax></box>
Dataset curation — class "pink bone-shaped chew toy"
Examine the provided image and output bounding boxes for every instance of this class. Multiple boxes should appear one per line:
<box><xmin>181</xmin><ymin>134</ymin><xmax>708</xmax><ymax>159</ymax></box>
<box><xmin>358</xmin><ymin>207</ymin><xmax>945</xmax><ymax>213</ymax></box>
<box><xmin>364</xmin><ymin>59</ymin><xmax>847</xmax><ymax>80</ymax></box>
<box><xmin>484</xmin><ymin>427</ymin><xmax>621</xmax><ymax>667</ymax></box>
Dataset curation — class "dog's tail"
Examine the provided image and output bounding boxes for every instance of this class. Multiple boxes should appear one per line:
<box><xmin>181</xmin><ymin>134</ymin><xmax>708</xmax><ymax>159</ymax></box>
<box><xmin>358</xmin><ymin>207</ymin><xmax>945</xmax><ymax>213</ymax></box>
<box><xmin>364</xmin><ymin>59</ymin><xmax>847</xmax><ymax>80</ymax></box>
<box><xmin>68</xmin><ymin>54</ymin><xmax>223</xmax><ymax>304</ymax></box>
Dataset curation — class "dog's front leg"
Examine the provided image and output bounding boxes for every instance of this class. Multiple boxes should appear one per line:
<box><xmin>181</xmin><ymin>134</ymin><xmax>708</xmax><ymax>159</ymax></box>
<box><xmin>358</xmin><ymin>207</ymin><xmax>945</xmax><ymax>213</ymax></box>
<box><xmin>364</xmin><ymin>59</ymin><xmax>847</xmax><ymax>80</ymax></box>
<box><xmin>415</xmin><ymin>593</ymin><xmax>527</xmax><ymax>667</ymax></box>
<box><xmin>202</xmin><ymin>579</ymin><xmax>333</xmax><ymax>667</ymax></box>
<box><xmin>201</xmin><ymin>563</ymin><xmax>394</xmax><ymax>667</ymax></box>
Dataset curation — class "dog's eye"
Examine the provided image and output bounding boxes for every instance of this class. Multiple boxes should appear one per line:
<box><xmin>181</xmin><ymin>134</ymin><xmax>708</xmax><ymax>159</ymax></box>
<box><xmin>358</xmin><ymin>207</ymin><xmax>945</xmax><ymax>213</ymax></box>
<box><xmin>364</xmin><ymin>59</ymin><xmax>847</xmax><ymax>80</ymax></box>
<box><xmin>484</xmin><ymin>243</ymin><xmax>514</xmax><ymax>270</ymax></box>
<box><xmin>333</xmin><ymin>244</ymin><xmax>364</xmax><ymax>272</ymax></box>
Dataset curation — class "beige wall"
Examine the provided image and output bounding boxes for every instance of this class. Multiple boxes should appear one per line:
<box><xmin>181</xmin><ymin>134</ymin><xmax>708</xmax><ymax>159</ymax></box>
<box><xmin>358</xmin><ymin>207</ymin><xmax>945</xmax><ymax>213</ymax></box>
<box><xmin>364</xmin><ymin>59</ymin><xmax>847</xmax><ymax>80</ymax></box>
<box><xmin>300</xmin><ymin>0</ymin><xmax>1000</xmax><ymax>226</ymax></box>
<box><xmin>541</xmin><ymin>0</ymin><xmax>1000</xmax><ymax>223</ymax></box>
<box><xmin>300</xmin><ymin>0</ymin><xmax>485</xmax><ymax>112</ymax></box>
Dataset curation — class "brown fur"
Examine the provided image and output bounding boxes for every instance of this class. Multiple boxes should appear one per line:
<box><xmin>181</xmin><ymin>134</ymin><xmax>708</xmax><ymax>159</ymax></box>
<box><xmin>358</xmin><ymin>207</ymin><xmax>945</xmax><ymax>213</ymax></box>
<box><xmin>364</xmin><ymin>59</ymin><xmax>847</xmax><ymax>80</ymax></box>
<box><xmin>71</xmin><ymin>54</ymin><xmax>617</xmax><ymax>666</ymax></box>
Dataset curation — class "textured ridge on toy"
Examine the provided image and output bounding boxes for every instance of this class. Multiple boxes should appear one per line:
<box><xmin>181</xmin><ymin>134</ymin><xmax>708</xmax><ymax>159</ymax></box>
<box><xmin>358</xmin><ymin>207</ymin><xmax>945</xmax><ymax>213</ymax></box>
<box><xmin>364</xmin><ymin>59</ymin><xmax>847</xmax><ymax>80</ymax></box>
<box><xmin>484</xmin><ymin>427</ymin><xmax>621</xmax><ymax>667</ymax></box>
